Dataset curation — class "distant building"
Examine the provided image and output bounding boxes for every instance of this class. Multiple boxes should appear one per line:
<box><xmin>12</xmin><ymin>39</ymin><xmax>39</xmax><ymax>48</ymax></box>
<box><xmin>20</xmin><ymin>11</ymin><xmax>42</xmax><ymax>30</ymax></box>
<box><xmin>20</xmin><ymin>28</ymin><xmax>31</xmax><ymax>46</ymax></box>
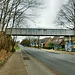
<box><xmin>44</xmin><ymin>37</ymin><xmax>52</xmax><ymax>47</ymax></box>
<box><xmin>40</xmin><ymin>37</ymin><xmax>52</xmax><ymax>48</ymax></box>
<box><xmin>52</xmin><ymin>36</ymin><xmax>65</xmax><ymax>50</ymax></box>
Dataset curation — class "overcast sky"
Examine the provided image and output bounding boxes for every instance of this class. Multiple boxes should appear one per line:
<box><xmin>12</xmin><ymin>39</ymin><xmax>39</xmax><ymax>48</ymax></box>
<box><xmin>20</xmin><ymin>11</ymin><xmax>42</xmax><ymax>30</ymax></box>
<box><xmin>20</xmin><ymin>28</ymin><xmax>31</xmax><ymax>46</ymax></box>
<box><xmin>17</xmin><ymin>0</ymin><xmax>68</xmax><ymax>41</ymax></box>
<box><xmin>28</xmin><ymin>0</ymin><xmax>68</xmax><ymax>28</ymax></box>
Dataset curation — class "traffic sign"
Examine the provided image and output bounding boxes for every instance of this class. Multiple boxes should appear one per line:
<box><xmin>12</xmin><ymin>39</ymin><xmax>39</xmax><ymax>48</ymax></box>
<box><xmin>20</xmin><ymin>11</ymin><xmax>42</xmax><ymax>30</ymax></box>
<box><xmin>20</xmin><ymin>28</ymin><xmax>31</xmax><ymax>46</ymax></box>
<box><xmin>69</xmin><ymin>42</ymin><xmax>71</xmax><ymax>45</ymax></box>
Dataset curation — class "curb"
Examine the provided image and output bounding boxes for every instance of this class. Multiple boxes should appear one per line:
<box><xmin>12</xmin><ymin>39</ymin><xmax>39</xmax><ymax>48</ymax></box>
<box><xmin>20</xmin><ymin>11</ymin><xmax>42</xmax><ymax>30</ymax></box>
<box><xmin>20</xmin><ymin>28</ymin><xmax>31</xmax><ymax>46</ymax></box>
<box><xmin>20</xmin><ymin>49</ymin><xmax>29</xmax><ymax>75</ymax></box>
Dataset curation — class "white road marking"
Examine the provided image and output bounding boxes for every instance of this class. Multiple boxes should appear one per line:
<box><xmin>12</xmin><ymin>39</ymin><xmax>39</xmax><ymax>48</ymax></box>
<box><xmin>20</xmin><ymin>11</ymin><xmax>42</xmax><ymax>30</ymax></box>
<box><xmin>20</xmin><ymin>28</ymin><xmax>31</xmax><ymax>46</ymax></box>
<box><xmin>68</xmin><ymin>60</ymin><xmax>75</xmax><ymax>64</ymax></box>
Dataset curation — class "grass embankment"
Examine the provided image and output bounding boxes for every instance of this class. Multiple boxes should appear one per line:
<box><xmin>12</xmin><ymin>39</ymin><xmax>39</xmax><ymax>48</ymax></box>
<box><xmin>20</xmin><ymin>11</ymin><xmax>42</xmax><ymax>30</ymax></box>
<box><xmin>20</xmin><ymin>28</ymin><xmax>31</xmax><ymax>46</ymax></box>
<box><xmin>0</xmin><ymin>46</ymin><xmax>20</xmax><ymax>68</ymax></box>
<box><xmin>0</xmin><ymin>50</ymin><xmax>12</xmax><ymax>68</ymax></box>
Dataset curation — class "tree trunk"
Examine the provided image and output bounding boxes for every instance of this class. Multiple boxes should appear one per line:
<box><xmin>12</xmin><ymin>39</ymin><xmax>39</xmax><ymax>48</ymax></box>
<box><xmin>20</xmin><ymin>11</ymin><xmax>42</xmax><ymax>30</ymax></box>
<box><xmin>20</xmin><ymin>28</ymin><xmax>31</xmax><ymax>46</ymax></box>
<box><xmin>10</xmin><ymin>1</ymin><xmax>18</xmax><ymax>37</ymax></box>
<box><xmin>1</xmin><ymin>0</ymin><xmax>10</xmax><ymax>36</ymax></box>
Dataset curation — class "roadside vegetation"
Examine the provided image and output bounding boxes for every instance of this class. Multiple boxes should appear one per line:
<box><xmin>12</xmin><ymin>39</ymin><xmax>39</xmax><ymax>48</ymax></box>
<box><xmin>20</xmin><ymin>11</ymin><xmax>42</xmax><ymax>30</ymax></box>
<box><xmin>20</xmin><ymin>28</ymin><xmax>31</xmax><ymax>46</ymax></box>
<box><xmin>14</xmin><ymin>45</ymin><xmax>20</xmax><ymax>50</ymax></box>
<box><xmin>0</xmin><ymin>49</ymin><xmax>12</xmax><ymax>67</ymax></box>
<box><xmin>0</xmin><ymin>0</ymin><xmax>44</xmax><ymax>67</ymax></box>
<box><xmin>0</xmin><ymin>35</ymin><xmax>16</xmax><ymax>68</ymax></box>
<box><xmin>44</xmin><ymin>42</ymin><xmax>54</xmax><ymax>49</ymax></box>
<box><xmin>21</xmin><ymin>38</ymin><xmax>31</xmax><ymax>47</ymax></box>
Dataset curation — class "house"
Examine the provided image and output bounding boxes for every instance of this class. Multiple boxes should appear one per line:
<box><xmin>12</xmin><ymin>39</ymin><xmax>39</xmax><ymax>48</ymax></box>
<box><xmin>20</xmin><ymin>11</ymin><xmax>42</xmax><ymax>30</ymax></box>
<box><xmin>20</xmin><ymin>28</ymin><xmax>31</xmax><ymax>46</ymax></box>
<box><xmin>40</xmin><ymin>37</ymin><xmax>52</xmax><ymax>48</ymax></box>
<box><xmin>31</xmin><ymin>39</ymin><xmax>38</xmax><ymax>47</ymax></box>
<box><xmin>45</xmin><ymin>37</ymin><xmax>52</xmax><ymax>47</ymax></box>
<box><xmin>40</xmin><ymin>38</ymin><xmax>48</xmax><ymax>48</ymax></box>
<box><xmin>52</xmin><ymin>36</ymin><xmax>65</xmax><ymax>50</ymax></box>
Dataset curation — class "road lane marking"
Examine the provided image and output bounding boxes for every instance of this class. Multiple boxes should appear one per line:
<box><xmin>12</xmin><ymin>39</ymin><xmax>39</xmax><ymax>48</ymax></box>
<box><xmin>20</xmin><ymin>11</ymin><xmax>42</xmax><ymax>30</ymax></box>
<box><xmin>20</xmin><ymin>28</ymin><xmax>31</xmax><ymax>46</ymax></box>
<box><xmin>68</xmin><ymin>60</ymin><xmax>75</xmax><ymax>64</ymax></box>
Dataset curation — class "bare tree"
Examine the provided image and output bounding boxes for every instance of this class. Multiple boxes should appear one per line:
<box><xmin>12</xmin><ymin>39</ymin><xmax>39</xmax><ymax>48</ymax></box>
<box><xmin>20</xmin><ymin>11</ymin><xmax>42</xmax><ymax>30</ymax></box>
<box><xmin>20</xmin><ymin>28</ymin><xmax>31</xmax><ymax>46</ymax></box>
<box><xmin>56</xmin><ymin>0</ymin><xmax>75</xmax><ymax>30</ymax></box>
<box><xmin>14</xmin><ymin>0</ymin><xmax>44</xmax><ymax>29</ymax></box>
<box><xmin>0</xmin><ymin>0</ymin><xmax>44</xmax><ymax>52</ymax></box>
<box><xmin>0</xmin><ymin>0</ymin><xmax>44</xmax><ymax>36</ymax></box>
<box><xmin>10</xmin><ymin>0</ymin><xmax>44</xmax><ymax>36</ymax></box>
<box><xmin>0</xmin><ymin>0</ymin><xmax>15</xmax><ymax>36</ymax></box>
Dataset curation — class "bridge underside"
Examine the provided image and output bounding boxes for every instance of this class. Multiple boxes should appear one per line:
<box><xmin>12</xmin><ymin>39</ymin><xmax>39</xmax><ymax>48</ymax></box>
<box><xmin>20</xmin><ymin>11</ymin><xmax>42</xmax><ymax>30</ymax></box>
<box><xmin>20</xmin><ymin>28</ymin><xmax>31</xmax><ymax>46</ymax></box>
<box><xmin>7</xmin><ymin>28</ymin><xmax>75</xmax><ymax>36</ymax></box>
<box><xmin>7</xmin><ymin>34</ymin><xmax>75</xmax><ymax>36</ymax></box>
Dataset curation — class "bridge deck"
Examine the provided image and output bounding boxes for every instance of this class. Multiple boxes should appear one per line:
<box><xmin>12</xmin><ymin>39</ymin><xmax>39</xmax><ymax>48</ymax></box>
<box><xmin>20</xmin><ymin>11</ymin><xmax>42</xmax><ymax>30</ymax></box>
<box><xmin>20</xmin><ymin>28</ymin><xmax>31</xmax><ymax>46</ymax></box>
<box><xmin>6</xmin><ymin>28</ymin><xmax>75</xmax><ymax>36</ymax></box>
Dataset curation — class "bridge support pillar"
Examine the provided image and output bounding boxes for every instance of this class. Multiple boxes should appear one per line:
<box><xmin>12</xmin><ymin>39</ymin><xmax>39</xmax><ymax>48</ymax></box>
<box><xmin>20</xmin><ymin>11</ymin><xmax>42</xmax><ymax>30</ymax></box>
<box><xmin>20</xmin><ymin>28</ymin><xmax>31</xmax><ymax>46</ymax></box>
<box><xmin>37</xmin><ymin>36</ymin><xmax>40</xmax><ymax>49</ymax></box>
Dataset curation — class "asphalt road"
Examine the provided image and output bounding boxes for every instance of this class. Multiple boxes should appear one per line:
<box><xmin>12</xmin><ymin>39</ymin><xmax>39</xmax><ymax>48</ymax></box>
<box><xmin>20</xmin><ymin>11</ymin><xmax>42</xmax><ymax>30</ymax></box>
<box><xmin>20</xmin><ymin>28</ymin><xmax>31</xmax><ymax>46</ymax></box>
<box><xmin>20</xmin><ymin>45</ymin><xmax>75</xmax><ymax>75</ymax></box>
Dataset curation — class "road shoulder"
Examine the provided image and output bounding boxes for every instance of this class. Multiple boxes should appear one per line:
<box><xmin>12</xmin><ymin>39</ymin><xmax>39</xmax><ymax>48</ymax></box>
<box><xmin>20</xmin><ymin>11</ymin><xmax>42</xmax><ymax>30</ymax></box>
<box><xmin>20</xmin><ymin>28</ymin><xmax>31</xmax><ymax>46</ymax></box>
<box><xmin>40</xmin><ymin>48</ymin><xmax>75</xmax><ymax>55</ymax></box>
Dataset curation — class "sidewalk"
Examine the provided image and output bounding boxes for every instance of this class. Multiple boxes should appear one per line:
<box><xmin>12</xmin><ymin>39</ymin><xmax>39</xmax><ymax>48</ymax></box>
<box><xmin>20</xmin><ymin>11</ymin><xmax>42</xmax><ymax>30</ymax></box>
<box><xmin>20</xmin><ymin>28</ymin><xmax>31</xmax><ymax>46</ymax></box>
<box><xmin>0</xmin><ymin>50</ymin><xmax>28</xmax><ymax>75</ymax></box>
<box><xmin>41</xmin><ymin>49</ymin><xmax>75</xmax><ymax>55</ymax></box>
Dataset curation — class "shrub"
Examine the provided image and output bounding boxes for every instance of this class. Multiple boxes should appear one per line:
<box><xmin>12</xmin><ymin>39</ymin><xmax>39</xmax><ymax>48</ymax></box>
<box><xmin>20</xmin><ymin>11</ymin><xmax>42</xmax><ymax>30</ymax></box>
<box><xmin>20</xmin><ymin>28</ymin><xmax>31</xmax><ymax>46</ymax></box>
<box><xmin>14</xmin><ymin>46</ymin><xmax>20</xmax><ymax>50</ymax></box>
<box><xmin>55</xmin><ymin>48</ymin><xmax>58</xmax><ymax>50</ymax></box>
<box><xmin>60</xmin><ymin>48</ymin><xmax>65</xmax><ymax>51</ymax></box>
<box><xmin>0</xmin><ymin>50</ymin><xmax>12</xmax><ymax>66</ymax></box>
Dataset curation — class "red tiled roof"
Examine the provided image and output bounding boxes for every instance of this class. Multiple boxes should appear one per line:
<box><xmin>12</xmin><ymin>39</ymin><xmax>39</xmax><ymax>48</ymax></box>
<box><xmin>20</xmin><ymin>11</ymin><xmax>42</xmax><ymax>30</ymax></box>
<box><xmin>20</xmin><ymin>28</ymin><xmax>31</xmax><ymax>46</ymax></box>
<box><xmin>52</xmin><ymin>37</ymin><xmax>64</xmax><ymax>44</ymax></box>
<box><xmin>45</xmin><ymin>37</ymin><xmax>52</xmax><ymax>47</ymax></box>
